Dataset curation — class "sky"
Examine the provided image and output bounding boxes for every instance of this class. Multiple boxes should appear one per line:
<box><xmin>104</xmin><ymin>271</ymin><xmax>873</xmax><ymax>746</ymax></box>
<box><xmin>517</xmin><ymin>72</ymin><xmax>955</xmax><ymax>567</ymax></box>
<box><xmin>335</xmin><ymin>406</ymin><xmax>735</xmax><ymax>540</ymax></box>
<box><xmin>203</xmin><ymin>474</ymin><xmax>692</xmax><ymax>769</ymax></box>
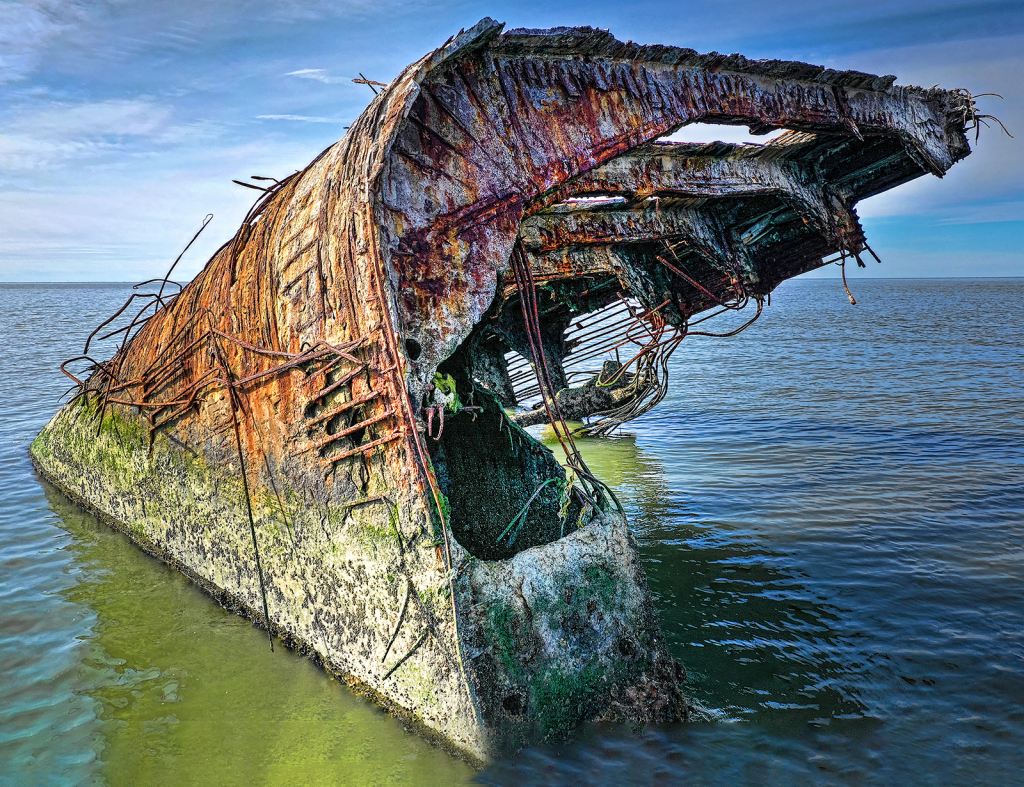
<box><xmin>0</xmin><ymin>0</ymin><xmax>1021</xmax><ymax>282</ymax></box>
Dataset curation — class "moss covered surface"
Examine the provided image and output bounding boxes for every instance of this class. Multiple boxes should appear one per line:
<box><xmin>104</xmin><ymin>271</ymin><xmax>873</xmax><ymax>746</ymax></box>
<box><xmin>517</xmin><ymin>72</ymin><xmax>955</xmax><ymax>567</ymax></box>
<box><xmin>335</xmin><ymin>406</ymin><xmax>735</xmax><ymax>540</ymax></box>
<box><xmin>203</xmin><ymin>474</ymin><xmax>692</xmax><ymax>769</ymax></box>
<box><xmin>460</xmin><ymin>515</ymin><xmax>686</xmax><ymax>756</ymax></box>
<box><xmin>29</xmin><ymin>398</ymin><xmax>491</xmax><ymax>763</ymax></box>
<box><xmin>481</xmin><ymin>559</ymin><xmax>651</xmax><ymax>738</ymax></box>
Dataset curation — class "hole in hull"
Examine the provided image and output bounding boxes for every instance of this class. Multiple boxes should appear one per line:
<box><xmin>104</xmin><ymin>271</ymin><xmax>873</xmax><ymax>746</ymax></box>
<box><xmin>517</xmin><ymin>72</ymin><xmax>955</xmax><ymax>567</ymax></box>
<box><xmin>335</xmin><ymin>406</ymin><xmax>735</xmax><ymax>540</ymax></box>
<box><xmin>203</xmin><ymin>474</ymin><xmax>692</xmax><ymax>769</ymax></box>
<box><xmin>427</xmin><ymin>389</ymin><xmax>582</xmax><ymax>561</ymax></box>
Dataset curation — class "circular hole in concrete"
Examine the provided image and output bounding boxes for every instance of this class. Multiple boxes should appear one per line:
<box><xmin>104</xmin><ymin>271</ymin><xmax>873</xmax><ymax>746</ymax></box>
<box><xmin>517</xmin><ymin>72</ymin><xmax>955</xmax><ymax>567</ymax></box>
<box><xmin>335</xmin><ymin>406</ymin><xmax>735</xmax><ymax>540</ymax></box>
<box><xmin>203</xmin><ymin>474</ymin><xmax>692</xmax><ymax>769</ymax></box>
<box><xmin>501</xmin><ymin>694</ymin><xmax>525</xmax><ymax>715</ymax></box>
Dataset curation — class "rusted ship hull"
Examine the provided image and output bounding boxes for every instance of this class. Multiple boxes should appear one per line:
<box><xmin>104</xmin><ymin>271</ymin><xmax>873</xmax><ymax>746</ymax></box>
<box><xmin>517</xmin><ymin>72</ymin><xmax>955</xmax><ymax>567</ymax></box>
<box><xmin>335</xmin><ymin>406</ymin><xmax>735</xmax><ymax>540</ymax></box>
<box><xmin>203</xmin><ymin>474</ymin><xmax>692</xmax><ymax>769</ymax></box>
<box><xmin>31</xmin><ymin>19</ymin><xmax>973</xmax><ymax>763</ymax></box>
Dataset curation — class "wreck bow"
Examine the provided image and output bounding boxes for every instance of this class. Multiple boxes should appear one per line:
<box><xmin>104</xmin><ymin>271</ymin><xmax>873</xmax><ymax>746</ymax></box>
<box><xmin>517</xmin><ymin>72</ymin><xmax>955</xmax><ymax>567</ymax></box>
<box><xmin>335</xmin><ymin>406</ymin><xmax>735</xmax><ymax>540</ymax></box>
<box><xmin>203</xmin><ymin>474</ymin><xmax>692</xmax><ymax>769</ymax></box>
<box><xmin>31</xmin><ymin>18</ymin><xmax>973</xmax><ymax>764</ymax></box>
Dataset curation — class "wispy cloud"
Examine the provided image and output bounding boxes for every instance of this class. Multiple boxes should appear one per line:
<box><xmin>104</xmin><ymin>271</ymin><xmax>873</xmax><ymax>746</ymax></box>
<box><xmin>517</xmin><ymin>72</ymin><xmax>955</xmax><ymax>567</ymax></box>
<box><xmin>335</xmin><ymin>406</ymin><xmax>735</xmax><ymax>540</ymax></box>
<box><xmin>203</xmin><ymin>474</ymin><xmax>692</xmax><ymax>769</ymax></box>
<box><xmin>723</xmin><ymin>0</ymin><xmax>1024</xmax><ymax>58</ymax></box>
<box><xmin>0</xmin><ymin>99</ymin><xmax>176</xmax><ymax>171</ymax></box>
<box><xmin>288</xmin><ymin>67</ymin><xmax>352</xmax><ymax>84</ymax></box>
<box><xmin>939</xmin><ymin>201</ymin><xmax>1024</xmax><ymax>225</ymax></box>
<box><xmin>1</xmin><ymin>0</ymin><xmax>391</xmax><ymax>89</ymax></box>
<box><xmin>14</xmin><ymin>99</ymin><xmax>173</xmax><ymax>137</ymax></box>
<box><xmin>256</xmin><ymin>0</ymin><xmax>398</xmax><ymax>23</ymax></box>
<box><xmin>257</xmin><ymin>114</ymin><xmax>348</xmax><ymax>123</ymax></box>
<box><xmin>0</xmin><ymin>137</ymin><xmax>325</xmax><ymax>280</ymax></box>
<box><xmin>849</xmin><ymin>31</ymin><xmax>1021</xmax><ymax>229</ymax></box>
<box><xmin>285</xmin><ymin>68</ymin><xmax>351</xmax><ymax>84</ymax></box>
<box><xmin>799</xmin><ymin>248</ymin><xmax>1023</xmax><ymax>279</ymax></box>
<box><xmin>1</xmin><ymin>2</ymin><xmax>1021</xmax><ymax>281</ymax></box>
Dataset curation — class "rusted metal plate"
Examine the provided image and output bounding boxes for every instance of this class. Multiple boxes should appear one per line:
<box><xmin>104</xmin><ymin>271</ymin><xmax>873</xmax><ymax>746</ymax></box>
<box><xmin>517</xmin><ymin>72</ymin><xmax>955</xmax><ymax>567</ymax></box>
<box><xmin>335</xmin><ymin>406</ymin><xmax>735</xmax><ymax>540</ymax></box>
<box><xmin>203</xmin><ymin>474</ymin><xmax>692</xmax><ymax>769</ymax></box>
<box><xmin>381</xmin><ymin>22</ymin><xmax>971</xmax><ymax>403</ymax></box>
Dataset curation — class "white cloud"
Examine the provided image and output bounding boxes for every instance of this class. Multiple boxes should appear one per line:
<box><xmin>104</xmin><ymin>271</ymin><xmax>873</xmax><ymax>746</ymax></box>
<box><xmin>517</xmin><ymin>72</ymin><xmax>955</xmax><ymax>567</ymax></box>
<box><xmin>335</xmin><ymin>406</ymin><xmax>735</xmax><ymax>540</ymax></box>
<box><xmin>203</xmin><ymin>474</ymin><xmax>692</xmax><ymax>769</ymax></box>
<box><xmin>798</xmin><ymin>249</ymin><xmax>1023</xmax><ymax>279</ymax></box>
<box><xmin>0</xmin><ymin>135</ymin><xmax>114</xmax><ymax>171</ymax></box>
<box><xmin>938</xmin><ymin>201</ymin><xmax>1024</xmax><ymax>225</ymax></box>
<box><xmin>12</xmin><ymin>99</ymin><xmax>173</xmax><ymax>137</ymax></box>
<box><xmin>285</xmin><ymin>68</ymin><xmax>349</xmax><ymax>84</ymax></box>
<box><xmin>1</xmin><ymin>0</ymin><xmax>391</xmax><ymax>89</ymax></box>
<box><xmin>0</xmin><ymin>135</ymin><xmax>328</xmax><ymax>281</ymax></box>
<box><xmin>2</xmin><ymin>2</ymin><xmax>1020</xmax><ymax>282</ymax></box>
<box><xmin>0</xmin><ymin>100</ymin><xmax>223</xmax><ymax>171</ymax></box>
<box><xmin>255</xmin><ymin>0</ymin><xmax>401</xmax><ymax>23</ymax></box>
<box><xmin>0</xmin><ymin>0</ymin><xmax>86</xmax><ymax>83</ymax></box>
<box><xmin>837</xmin><ymin>34</ymin><xmax>1022</xmax><ymax>223</ymax></box>
<box><xmin>257</xmin><ymin>114</ymin><xmax>348</xmax><ymax>123</ymax></box>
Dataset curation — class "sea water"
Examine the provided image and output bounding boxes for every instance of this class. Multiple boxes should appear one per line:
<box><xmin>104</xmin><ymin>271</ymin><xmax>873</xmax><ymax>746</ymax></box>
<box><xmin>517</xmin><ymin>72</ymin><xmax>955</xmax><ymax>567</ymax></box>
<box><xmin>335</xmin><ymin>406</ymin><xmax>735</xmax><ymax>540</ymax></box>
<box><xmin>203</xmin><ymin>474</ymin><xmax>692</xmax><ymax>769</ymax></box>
<box><xmin>1</xmin><ymin>279</ymin><xmax>1021</xmax><ymax>786</ymax></box>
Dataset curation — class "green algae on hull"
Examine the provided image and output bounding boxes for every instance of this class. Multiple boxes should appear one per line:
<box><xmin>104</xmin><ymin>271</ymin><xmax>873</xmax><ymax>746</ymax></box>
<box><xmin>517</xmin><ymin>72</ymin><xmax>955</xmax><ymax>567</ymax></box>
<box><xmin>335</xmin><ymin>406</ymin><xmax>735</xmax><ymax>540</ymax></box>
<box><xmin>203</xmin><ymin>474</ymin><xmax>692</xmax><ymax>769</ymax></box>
<box><xmin>31</xmin><ymin>395</ymin><xmax>685</xmax><ymax>764</ymax></box>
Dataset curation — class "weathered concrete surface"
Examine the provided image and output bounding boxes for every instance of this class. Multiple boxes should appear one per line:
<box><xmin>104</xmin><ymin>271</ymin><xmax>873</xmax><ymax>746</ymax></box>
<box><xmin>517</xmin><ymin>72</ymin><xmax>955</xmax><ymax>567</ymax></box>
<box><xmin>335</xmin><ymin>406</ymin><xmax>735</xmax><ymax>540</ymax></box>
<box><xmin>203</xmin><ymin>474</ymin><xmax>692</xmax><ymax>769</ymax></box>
<box><xmin>30</xmin><ymin>18</ymin><xmax>974</xmax><ymax>764</ymax></box>
<box><xmin>460</xmin><ymin>511</ymin><xmax>685</xmax><ymax>752</ymax></box>
<box><xmin>31</xmin><ymin>399</ymin><xmax>486</xmax><ymax>760</ymax></box>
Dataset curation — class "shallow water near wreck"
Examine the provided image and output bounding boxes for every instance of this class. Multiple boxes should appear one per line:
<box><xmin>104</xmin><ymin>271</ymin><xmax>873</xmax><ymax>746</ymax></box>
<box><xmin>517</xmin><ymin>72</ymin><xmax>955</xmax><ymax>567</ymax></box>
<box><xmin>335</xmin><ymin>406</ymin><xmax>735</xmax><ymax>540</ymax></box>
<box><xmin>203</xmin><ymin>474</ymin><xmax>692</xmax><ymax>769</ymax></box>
<box><xmin>2</xmin><ymin>279</ymin><xmax>1022</xmax><ymax>785</ymax></box>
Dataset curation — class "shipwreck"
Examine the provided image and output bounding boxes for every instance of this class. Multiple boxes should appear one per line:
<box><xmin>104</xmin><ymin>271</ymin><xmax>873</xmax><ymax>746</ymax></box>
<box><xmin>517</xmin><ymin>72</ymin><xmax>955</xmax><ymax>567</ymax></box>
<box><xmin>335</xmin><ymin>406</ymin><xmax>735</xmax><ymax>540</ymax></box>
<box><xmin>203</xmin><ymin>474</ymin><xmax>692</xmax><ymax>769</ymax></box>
<box><xmin>31</xmin><ymin>19</ymin><xmax>977</xmax><ymax>764</ymax></box>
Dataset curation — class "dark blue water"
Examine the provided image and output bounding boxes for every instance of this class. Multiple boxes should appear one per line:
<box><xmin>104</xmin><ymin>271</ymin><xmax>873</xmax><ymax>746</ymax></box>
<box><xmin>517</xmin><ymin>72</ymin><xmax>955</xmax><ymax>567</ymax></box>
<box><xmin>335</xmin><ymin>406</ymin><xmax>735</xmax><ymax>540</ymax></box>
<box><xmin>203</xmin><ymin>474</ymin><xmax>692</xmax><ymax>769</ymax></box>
<box><xmin>2</xmin><ymin>279</ymin><xmax>1022</xmax><ymax>785</ymax></box>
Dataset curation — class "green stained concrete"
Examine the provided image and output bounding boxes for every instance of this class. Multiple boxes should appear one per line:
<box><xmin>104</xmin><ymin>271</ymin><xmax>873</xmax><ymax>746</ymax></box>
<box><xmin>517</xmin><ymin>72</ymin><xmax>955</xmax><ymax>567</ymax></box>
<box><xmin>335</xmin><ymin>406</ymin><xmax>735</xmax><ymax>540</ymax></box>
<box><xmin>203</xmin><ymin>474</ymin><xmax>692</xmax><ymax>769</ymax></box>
<box><xmin>31</xmin><ymin>394</ymin><xmax>685</xmax><ymax>763</ymax></box>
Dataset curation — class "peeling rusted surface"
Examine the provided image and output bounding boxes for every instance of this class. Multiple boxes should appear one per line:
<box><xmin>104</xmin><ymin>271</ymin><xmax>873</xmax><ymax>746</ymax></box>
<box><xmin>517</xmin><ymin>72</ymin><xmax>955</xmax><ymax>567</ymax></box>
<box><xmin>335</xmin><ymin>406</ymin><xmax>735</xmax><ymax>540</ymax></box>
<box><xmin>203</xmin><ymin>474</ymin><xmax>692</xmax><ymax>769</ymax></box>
<box><xmin>32</xmin><ymin>18</ymin><xmax>975</xmax><ymax>761</ymax></box>
<box><xmin>384</xmin><ymin>22</ymin><xmax>971</xmax><ymax>401</ymax></box>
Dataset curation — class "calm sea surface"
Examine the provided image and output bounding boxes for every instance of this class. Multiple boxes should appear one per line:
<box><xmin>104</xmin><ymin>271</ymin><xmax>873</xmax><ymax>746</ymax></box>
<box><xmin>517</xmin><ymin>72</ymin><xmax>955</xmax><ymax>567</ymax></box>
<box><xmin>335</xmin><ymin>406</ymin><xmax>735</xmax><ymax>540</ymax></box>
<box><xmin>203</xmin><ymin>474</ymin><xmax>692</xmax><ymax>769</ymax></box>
<box><xmin>1</xmin><ymin>279</ymin><xmax>1022</xmax><ymax>786</ymax></box>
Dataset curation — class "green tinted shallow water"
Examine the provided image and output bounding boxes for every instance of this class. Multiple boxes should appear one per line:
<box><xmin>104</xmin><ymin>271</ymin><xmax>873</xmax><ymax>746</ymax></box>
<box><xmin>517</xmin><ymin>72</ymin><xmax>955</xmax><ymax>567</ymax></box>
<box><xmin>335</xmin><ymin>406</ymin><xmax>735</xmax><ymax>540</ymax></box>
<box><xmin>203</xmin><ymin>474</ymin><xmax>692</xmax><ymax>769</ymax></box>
<box><xmin>3</xmin><ymin>280</ymin><xmax>1023</xmax><ymax>786</ymax></box>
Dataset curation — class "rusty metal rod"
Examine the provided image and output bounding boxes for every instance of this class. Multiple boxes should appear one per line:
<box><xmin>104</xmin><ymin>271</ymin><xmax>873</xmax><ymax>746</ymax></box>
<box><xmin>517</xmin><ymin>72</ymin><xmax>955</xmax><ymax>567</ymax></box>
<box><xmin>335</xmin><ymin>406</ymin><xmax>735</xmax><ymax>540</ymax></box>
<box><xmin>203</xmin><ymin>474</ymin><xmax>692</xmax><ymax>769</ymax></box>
<box><xmin>305</xmin><ymin>390</ymin><xmax>382</xmax><ymax>429</ymax></box>
<box><xmin>319</xmin><ymin>432</ymin><xmax>401</xmax><ymax>466</ymax></box>
<box><xmin>303</xmin><ymin>409</ymin><xmax>396</xmax><ymax>452</ymax></box>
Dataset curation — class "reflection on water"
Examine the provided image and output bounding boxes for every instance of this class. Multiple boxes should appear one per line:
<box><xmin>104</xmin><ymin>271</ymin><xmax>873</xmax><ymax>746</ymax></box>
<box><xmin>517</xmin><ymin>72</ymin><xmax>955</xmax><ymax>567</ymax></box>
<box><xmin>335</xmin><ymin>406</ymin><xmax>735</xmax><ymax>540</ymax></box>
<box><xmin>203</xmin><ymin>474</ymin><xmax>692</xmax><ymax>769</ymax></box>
<box><xmin>493</xmin><ymin>279</ymin><xmax>1024</xmax><ymax>786</ymax></box>
<box><xmin>2</xmin><ymin>280</ymin><xmax>1023</xmax><ymax>786</ymax></box>
<box><xmin>0</xmin><ymin>284</ymin><xmax>472</xmax><ymax>787</ymax></box>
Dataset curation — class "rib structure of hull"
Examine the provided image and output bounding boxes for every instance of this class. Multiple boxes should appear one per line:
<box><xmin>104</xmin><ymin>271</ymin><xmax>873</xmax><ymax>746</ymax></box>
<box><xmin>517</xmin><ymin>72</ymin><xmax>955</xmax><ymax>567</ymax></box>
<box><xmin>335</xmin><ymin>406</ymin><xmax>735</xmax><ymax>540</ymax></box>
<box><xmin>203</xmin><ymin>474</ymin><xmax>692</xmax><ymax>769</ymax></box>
<box><xmin>31</xmin><ymin>19</ymin><xmax>973</xmax><ymax>763</ymax></box>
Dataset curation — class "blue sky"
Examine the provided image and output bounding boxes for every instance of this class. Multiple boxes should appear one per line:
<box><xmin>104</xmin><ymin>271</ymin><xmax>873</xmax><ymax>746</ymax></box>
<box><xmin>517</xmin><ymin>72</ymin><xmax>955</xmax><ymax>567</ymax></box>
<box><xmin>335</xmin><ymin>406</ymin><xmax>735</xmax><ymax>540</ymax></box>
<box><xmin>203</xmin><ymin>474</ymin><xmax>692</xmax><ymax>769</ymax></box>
<box><xmin>0</xmin><ymin>0</ymin><xmax>1020</xmax><ymax>282</ymax></box>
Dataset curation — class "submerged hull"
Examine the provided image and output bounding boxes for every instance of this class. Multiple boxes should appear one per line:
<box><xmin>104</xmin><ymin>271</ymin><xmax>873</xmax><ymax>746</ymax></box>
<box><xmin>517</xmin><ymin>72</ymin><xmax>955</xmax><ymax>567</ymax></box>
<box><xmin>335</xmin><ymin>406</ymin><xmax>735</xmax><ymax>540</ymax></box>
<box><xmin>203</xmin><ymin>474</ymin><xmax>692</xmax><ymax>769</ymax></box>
<box><xmin>32</xmin><ymin>401</ymin><xmax>683</xmax><ymax>764</ymax></box>
<box><xmin>31</xmin><ymin>19</ymin><xmax>973</xmax><ymax>762</ymax></box>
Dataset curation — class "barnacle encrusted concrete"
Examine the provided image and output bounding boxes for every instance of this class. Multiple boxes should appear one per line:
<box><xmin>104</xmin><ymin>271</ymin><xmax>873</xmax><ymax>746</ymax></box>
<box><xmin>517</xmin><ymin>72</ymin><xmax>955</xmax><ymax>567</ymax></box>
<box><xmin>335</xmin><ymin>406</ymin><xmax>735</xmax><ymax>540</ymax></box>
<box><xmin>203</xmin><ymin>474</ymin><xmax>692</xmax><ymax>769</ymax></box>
<box><xmin>31</xmin><ymin>19</ymin><xmax>973</xmax><ymax>764</ymax></box>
